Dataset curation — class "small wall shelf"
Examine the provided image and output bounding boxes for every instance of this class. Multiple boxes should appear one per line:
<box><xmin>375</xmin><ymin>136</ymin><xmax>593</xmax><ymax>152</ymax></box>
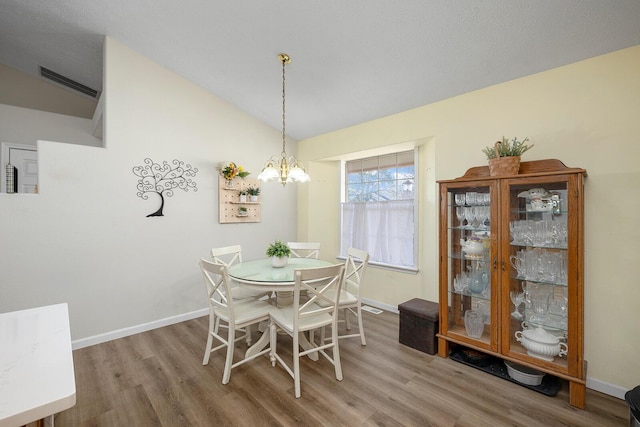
<box><xmin>218</xmin><ymin>177</ymin><xmax>261</xmax><ymax>224</ymax></box>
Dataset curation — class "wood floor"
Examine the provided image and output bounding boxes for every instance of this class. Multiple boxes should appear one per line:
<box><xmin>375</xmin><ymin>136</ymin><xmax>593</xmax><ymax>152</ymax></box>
<box><xmin>57</xmin><ymin>310</ymin><xmax>628</xmax><ymax>426</ymax></box>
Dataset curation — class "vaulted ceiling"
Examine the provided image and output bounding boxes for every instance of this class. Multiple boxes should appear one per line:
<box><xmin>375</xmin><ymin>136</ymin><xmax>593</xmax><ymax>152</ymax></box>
<box><xmin>1</xmin><ymin>1</ymin><xmax>639</xmax><ymax>140</ymax></box>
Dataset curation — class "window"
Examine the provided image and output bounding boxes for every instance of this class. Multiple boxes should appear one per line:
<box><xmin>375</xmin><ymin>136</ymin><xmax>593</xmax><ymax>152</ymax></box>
<box><xmin>340</xmin><ymin>150</ymin><xmax>416</xmax><ymax>270</ymax></box>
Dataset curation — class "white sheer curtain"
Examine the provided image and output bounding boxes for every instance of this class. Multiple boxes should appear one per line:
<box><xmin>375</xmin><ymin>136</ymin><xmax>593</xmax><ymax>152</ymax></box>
<box><xmin>341</xmin><ymin>200</ymin><xmax>414</xmax><ymax>268</ymax></box>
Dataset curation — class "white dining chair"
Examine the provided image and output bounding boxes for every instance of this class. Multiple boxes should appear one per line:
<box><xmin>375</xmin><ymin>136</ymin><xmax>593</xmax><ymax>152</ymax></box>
<box><xmin>269</xmin><ymin>264</ymin><xmax>345</xmax><ymax>398</ymax></box>
<box><xmin>200</xmin><ymin>259</ymin><xmax>273</xmax><ymax>384</ymax></box>
<box><xmin>211</xmin><ymin>245</ymin><xmax>271</xmax><ymax>300</ymax></box>
<box><xmin>312</xmin><ymin>248</ymin><xmax>370</xmax><ymax>346</ymax></box>
<box><xmin>287</xmin><ymin>242</ymin><xmax>320</xmax><ymax>259</ymax></box>
<box><xmin>336</xmin><ymin>247</ymin><xmax>370</xmax><ymax>345</ymax></box>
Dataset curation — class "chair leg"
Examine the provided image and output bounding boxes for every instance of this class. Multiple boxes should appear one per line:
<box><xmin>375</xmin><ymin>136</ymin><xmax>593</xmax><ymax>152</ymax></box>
<box><xmin>357</xmin><ymin>305</ymin><xmax>366</xmax><ymax>346</ymax></box>
<box><xmin>245</xmin><ymin>324</ymin><xmax>253</xmax><ymax>346</ymax></box>
<box><xmin>269</xmin><ymin>321</ymin><xmax>277</xmax><ymax>367</ymax></box>
<box><xmin>203</xmin><ymin>314</ymin><xmax>215</xmax><ymax>365</ymax></box>
<box><xmin>332</xmin><ymin>324</ymin><xmax>343</xmax><ymax>382</ymax></box>
<box><xmin>222</xmin><ymin>328</ymin><xmax>235</xmax><ymax>384</ymax></box>
<box><xmin>293</xmin><ymin>331</ymin><xmax>301</xmax><ymax>398</ymax></box>
<box><xmin>345</xmin><ymin>308</ymin><xmax>352</xmax><ymax>330</ymax></box>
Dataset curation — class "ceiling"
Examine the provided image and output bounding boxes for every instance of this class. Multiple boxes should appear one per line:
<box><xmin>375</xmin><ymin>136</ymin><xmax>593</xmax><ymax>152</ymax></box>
<box><xmin>1</xmin><ymin>1</ymin><xmax>639</xmax><ymax>140</ymax></box>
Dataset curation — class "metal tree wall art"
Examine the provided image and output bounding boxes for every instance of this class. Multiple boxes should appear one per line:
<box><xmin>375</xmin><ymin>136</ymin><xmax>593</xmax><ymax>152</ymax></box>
<box><xmin>132</xmin><ymin>158</ymin><xmax>198</xmax><ymax>217</ymax></box>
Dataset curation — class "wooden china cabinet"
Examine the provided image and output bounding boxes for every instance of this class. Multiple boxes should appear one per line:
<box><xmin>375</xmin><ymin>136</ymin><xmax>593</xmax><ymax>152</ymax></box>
<box><xmin>437</xmin><ymin>159</ymin><xmax>587</xmax><ymax>408</ymax></box>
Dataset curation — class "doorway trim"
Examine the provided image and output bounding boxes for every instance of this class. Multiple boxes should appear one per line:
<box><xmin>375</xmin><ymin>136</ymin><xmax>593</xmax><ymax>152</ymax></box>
<box><xmin>1</xmin><ymin>142</ymin><xmax>37</xmax><ymax>193</ymax></box>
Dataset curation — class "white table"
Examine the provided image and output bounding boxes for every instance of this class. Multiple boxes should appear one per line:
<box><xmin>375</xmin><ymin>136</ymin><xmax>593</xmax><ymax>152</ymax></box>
<box><xmin>228</xmin><ymin>258</ymin><xmax>335</xmax><ymax>360</ymax></box>
<box><xmin>0</xmin><ymin>303</ymin><xmax>76</xmax><ymax>427</ymax></box>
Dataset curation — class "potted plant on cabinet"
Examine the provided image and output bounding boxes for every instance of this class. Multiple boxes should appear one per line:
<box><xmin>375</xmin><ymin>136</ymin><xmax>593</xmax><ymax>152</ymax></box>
<box><xmin>482</xmin><ymin>136</ymin><xmax>533</xmax><ymax>177</ymax></box>
<box><xmin>247</xmin><ymin>186</ymin><xmax>261</xmax><ymax>202</ymax></box>
<box><xmin>266</xmin><ymin>240</ymin><xmax>291</xmax><ymax>268</ymax></box>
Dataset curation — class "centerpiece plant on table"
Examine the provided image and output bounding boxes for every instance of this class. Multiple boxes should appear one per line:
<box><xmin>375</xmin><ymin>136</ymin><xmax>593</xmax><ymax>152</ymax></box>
<box><xmin>266</xmin><ymin>240</ymin><xmax>291</xmax><ymax>268</ymax></box>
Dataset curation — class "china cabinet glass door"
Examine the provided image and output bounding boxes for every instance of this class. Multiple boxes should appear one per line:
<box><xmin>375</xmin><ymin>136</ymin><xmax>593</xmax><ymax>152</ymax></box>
<box><xmin>501</xmin><ymin>174</ymin><xmax>580</xmax><ymax>376</ymax></box>
<box><xmin>442</xmin><ymin>181</ymin><xmax>498</xmax><ymax>352</ymax></box>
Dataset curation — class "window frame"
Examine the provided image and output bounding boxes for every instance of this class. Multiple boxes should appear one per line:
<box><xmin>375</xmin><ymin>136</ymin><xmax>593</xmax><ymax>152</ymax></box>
<box><xmin>339</xmin><ymin>148</ymin><xmax>419</xmax><ymax>273</ymax></box>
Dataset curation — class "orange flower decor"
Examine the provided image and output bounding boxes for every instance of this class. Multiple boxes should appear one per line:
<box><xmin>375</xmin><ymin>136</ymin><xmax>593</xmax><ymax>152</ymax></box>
<box><xmin>218</xmin><ymin>161</ymin><xmax>250</xmax><ymax>180</ymax></box>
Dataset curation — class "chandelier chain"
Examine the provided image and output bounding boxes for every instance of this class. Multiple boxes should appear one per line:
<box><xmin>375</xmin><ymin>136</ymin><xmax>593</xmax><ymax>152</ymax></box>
<box><xmin>281</xmin><ymin>56</ymin><xmax>287</xmax><ymax>158</ymax></box>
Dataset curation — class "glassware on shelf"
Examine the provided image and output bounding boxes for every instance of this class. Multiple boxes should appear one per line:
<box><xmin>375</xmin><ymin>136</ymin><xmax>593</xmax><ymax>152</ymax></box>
<box><xmin>510</xmin><ymin>248</ymin><xmax>567</xmax><ymax>285</ymax></box>
<box><xmin>479</xmin><ymin>205</ymin><xmax>490</xmax><ymax>229</ymax></box>
<box><xmin>454</xmin><ymin>193</ymin><xmax>466</xmax><ymax>206</ymax></box>
<box><xmin>456</xmin><ymin>206</ymin><xmax>466</xmax><ymax>228</ymax></box>
<box><xmin>453</xmin><ymin>275</ymin><xmax>466</xmax><ymax>293</ymax></box>
<box><xmin>464</xmin><ymin>310</ymin><xmax>484</xmax><ymax>338</ymax></box>
<box><xmin>465</xmin><ymin>192</ymin><xmax>477</xmax><ymax>206</ymax></box>
<box><xmin>509</xmin><ymin>219</ymin><xmax>568</xmax><ymax>248</ymax></box>
<box><xmin>529</xmin><ymin>287</ymin><xmax>551</xmax><ymax>323</ymax></box>
<box><xmin>468</xmin><ymin>273</ymin><xmax>485</xmax><ymax>293</ymax></box>
<box><xmin>510</xmin><ymin>291</ymin><xmax>525</xmax><ymax>319</ymax></box>
<box><xmin>464</xmin><ymin>206</ymin><xmax>476</xmax><ymax>229</ymax></box>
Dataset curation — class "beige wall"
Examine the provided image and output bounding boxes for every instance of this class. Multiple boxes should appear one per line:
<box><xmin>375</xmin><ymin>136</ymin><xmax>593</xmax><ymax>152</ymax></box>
<box><xmin>298</xmin><ymin>45</ymin><xmax>640</xmax><ymax>394</ymax></box>
<box><xmin>0</xmin><ymin>63</ymin><xmax>97</xmax><ymax>119</ymax></box>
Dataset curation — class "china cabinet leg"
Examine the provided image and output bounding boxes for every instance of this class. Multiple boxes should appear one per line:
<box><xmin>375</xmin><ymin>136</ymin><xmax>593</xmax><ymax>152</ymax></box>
<box><xmin>569</xmin><ymin>381</ymin><xmax>586</xmax><ymax>409</ymax></box>
<box><xmin>437</xmin><ymin>337</ymin><xmax>449</xmax><ymax>358</ymax></box>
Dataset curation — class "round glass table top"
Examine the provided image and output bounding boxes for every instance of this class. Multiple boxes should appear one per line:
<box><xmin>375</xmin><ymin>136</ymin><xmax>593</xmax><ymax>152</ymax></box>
<box><xmin>227</xmin><ymin>258</ymin><xmax>334</xmax><ymax>284</ymax></box>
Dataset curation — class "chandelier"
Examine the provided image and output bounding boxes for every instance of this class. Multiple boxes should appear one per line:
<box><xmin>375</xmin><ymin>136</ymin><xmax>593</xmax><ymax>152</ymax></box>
<box><xmin>257</xmin><ymin>53</ymin><xmax>310</xmax><ymax>186</ymax></box>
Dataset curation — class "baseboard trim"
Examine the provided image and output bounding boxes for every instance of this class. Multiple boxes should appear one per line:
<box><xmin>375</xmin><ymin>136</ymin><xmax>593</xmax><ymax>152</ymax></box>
<box><xmin>71</xmin><ymin>308</ymin><xmax>208</xmax><ymax>350</ymax></box>
<box><xmin>361</xmin><ymin>298</ymin><xmax>398</xmax><ymax>314</ymax></box>
<box><xmin>586</xmin><ymin>377</ymin><xmax>629</xmax><ymax>400</ymax></box>
<box><xmin>71</xmin><ymin>301</ymin><xmax>629</xmax><ymax>401</ymax></box>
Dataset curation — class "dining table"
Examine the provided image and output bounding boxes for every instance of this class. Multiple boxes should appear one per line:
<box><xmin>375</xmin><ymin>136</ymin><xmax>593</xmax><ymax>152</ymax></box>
<box><xmin>227</xmin><ymin>257</ymin><xmax>336</xmax><ymax>360</ymax></box>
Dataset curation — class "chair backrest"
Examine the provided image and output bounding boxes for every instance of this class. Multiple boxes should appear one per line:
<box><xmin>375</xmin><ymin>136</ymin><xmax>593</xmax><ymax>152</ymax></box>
<box><xmin>211</xmin><ymin>244</ymin><xmax>243</xmax><ymax>266</ymax></box>
<box><xmin>343</xmin><ymin>247</ymin><xmax>370</xmax><ymax>298</ymax></box>
<box><xmin>200</xmin><ymin>258</ymin><xmax>236</xmax><ymax>321</ymax></box>
<box><xmin>293</xmin><ymin>264</ymin><xmax>345</xmax><ymax>329</ymax></box>
<box><xmin>287</xmin><ymin>242</ymin><xmax>320</xmax><ymax>259</ymax></box>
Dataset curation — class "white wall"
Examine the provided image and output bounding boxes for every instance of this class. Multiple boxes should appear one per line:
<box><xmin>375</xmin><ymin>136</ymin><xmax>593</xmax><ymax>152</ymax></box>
<box><xmin>0</xmin><ymin>37</ymin><xmax>298</xmax><ymax>342</ymax></box>
<box><xmin>298</xmin><ymin>45</ymin><xmax>640</xmax><ymax>396</ymax></box>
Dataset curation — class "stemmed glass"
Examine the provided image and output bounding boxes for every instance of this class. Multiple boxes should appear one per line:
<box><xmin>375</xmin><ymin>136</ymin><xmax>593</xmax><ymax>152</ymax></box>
<box><xmin>464</xmin><ymin>206</ymin><xmax>476</xmax><ymax>229</ymax></box>
<box><xmin>510</xmin><ymin>291</ymin><xmax>524</xmax><ymax>319</ymax></box>
<box><xmin>479</xmin><ymin>206</ymin><xmax>490</xmax><ymax>229</ymax></box>
<box><xmin>455</xmin><ymin>206</ymin><xmax>466</xmax><ymax>229</ymax></box>
<box><xmin>454</xmin><ymin>193</ymin><xmax>466</xmax><ymax>206</ymax></box>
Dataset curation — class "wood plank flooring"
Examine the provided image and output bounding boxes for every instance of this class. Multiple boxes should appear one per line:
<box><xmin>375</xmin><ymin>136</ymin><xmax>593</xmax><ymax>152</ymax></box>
<box><xmin>56</xmin><ymin>310</ymin><xmax>628</xmax><ymax>426</ymax></box>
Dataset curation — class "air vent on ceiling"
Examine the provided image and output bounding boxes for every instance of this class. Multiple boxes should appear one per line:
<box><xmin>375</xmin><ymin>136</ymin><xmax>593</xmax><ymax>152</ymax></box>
<box><xmin>39</xmin><ymin>66</ymin><xmax>99</xmax><ymax>98</ymax></box>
